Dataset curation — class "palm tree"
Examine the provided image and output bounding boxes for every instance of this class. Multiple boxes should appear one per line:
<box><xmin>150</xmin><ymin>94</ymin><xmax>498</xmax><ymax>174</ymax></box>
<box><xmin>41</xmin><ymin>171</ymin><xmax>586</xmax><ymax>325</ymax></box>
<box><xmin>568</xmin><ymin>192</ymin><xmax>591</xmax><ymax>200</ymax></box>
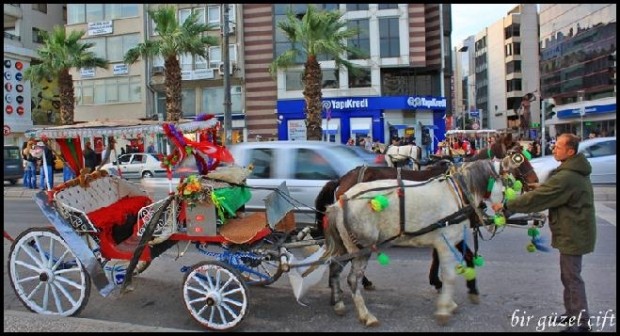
<box><xmin>24</xmin><ymin>26</ymin><xmax>108</xmax><ymax>125</ymax></box>
<box><xmin>269</xmin><ymin>5</ymin><xmax>365</xmax><ymax>140</ymax></box>
<box><xmin>124</xmin><ymin>5</ymin><xmax>219</xmax><ymax>122</ymax></box>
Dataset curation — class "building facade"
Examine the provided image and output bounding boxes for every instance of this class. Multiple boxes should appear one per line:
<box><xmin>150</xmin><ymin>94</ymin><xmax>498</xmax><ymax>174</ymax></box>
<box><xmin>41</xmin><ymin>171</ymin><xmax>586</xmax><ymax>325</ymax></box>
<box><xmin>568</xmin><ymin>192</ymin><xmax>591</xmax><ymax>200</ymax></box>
<box><xmin>539</xmin><ymin>4</ymin><xmax>616</xmax><ymax>138</ymax></box>
<box><xmin>270</xmin><ymin>4</ymin><xmax>451</xmax><ymax>153</ymax></box>
<box><xmin>3</xmin><ymin>4</ymin><xmax>66</xmax><ymax>146</ymax></box>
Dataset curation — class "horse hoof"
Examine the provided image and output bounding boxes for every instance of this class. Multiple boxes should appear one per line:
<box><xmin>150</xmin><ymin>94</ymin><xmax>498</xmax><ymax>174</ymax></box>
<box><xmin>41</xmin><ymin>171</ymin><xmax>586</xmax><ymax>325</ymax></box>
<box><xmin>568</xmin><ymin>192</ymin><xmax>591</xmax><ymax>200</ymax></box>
<box><xmin>334</xmin><ymin>301</ymin><xmax>346</xmax><ymax>316</ymax></box>
<box><xmin>447</xmin><ymin>300</ymin><xmax>458</xmax><ymax>314</ymax></box>
<box><xmin>364</xmin><ymin>283</ymin><xmax>376</xmax><ymax>291</ymax></box>
<box><xmin>364</xmin><ymin>315</ymin><xmax>380</xmax><ymax>327</ymax></box>
<box><xmin>468</xmin><ymin>293</ymin><xmax>480</xmax><ymax>304</ymax></box>
<box><xmin>435</xmin><ymin>314</ymin><xmax>451</xmax><ymax>326</ymax></box>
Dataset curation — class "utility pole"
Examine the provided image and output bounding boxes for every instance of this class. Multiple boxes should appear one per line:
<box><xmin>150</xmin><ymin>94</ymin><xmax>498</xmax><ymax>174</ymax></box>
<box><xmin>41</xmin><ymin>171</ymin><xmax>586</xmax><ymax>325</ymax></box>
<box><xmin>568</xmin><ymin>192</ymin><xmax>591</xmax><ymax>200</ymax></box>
<box><xmin>222</xmin><ymin>4</ymin><xmax>232</xmax><ymax>146</ymax></box>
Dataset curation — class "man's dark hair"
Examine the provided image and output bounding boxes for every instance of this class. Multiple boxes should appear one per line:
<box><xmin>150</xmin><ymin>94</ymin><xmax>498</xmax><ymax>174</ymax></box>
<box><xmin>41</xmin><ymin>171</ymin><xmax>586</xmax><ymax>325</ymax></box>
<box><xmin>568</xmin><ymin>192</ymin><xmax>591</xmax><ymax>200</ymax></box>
<box><xmin>560</xmin><ymin>133</ymin><xmax>580</xmax><ymax>153</ymax></box>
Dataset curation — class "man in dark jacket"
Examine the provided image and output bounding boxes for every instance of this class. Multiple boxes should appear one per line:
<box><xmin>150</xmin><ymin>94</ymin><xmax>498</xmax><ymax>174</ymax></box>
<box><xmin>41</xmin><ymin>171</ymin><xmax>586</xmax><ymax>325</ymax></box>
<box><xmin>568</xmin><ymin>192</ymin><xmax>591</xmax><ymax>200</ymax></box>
<box><xmin>492</xmin><ymin>133</ymin><xmax>595</xmax><ymax>332</ymax></box>
<box><xmin>83</xmin><ymin>141</ymin><xmax>97</xmax><ymax>173</ymax></box>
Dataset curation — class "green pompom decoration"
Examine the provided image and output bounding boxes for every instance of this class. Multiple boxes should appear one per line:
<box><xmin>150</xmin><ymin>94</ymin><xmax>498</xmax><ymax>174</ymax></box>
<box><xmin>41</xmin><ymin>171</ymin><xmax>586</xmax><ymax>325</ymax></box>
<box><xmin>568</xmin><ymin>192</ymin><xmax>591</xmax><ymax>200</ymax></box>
<box><xmin>370</xmin><ymin>195</ymin><xmax>389</xmax><ymax>212</ymax></box>
<box><xmin>494</xmin><ymin>214</ymin><xmax>506</xmax><ymax>226</ymax></box>
<box><xmin>473</xmin><ymin>255</ymin><xmax>485</xmax><ymax>267</ymax></box>
<box><xmin>512</xmin><ymin>180</ymin><xmax>523</xmax><ymax>192</ymax></box>
<box><xmin>504</xmin><ymin>187</ymin><xmax>517</xmax><ymax>201</ymax></box>
<box><xmin>455</xmin><ymin>264</ymin><xmax>465</xmax><ymax>274</ymax></box>
<box><xmin>377</xmin><ymin>252</ymin><xmax>390</xmax><ymax>266</ymax></box>
<box><xmin>527</xmin><ymin>227</ymin><xmax>540</xmax><ymax>238</ymax></box>
<box><xmin>461</xmin><ymin>267</ymin><xmax>477</xmax><ymax>280</ymax></box>
<box><xmin>526</xmin><ymin>242</ymin><xmax>536</xmax><ymax>253</ymax></box>
<box><xmin>522</xmin><ymin>149</ymin><xmax>532</xmax><ymax>161</ymax></box>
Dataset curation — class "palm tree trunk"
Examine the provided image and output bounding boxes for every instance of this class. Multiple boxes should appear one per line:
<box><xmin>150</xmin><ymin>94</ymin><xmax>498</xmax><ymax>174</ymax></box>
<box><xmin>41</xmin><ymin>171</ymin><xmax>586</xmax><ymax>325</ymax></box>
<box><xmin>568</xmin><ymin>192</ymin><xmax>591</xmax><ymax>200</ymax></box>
<box><xmin>164</xmin><ymin>58</ymin><xmax>183</xmax><ymax>122</ymax></box>
<box><xmin>303</xmin><ymin>55</ymin><xmax>323</xmax><ymax>140</ymax></box>
<box><xmin>58</xmin><ymin>69</ymin><xmax>75</xmax><ymax>125</ymax></box>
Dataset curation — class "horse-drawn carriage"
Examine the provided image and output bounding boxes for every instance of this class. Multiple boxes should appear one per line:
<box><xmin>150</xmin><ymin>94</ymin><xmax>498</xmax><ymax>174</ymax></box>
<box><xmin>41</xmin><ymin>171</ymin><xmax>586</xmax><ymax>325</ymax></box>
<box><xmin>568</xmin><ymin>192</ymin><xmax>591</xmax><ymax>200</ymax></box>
<box><xmin>6</xmin><ymin>118</ymin><xmax>326</xmax><ymax>331</ymax></box>
<box><xmin>6</xmin><ymin>117</ymin><xmax>548</xmax><ymax>330</ymax></box>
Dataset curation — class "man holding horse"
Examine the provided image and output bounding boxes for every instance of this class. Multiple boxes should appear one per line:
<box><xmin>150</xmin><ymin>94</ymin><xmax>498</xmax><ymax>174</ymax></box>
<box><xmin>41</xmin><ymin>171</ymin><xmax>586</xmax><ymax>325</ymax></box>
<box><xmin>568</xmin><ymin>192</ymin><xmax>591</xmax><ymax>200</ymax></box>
<box><xmin>492</xmin><ymin>133</ymin><xmax>595</xmax><ymax>333</ymax></box>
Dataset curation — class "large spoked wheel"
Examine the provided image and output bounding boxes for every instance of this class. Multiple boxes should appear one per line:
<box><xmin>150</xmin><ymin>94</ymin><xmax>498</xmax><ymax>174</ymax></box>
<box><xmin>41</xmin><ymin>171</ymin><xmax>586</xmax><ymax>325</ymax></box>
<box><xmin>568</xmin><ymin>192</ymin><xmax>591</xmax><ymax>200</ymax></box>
<box><xmin>182</xmin><ymin>261</ymin><xmax>249</xmax><ymax>331</ymax></box>
<box><xmin>8</xmin><ymin>227</ymin><xmax>91</xmax><ymax>316</ymax></box>
<box><xmin>235</xmin><ymin>232</ymin><xmax>285</xmax><ymax>286</ymax></box>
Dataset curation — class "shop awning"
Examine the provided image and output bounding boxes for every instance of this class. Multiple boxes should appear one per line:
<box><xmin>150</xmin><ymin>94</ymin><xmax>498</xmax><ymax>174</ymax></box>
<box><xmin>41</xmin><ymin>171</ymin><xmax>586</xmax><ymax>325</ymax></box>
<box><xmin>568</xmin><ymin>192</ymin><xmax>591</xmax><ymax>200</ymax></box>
<box><xmin>422</xmin><ymin>124</ymin><xmax>438</xmax><ymax>129</ymax></box>
<box><xmin>350</xmin><ymin>119</ymin><xmax>370</xmax><ymax>134</ymax></box>
<box><xmin>389</xmin><ymin>123</ymin><xmax>408</xmax><ymax>130</ymax></box>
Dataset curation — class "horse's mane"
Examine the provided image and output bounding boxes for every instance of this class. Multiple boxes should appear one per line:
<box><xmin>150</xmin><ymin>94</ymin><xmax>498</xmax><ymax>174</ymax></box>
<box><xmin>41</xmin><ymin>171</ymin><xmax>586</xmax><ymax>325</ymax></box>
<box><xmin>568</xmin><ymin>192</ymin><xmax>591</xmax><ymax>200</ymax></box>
<box><xmin>457</xmin><ymin>159</ymin><xmax>497</xmax><ymax>202</ymax></box>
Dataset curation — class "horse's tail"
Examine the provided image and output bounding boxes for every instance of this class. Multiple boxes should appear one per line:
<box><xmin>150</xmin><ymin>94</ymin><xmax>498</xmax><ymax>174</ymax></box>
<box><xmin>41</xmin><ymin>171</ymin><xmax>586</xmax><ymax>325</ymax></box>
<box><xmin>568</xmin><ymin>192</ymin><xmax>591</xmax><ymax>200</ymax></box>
<box><xmin>322</xmin><ymin>203</ymin><xmax>347</xmax><ymax>259</ymax></box>
<box><xmin>315</xmin><ymin>179</ymin><xmax>340</xmax><ymax>227</ymax></box>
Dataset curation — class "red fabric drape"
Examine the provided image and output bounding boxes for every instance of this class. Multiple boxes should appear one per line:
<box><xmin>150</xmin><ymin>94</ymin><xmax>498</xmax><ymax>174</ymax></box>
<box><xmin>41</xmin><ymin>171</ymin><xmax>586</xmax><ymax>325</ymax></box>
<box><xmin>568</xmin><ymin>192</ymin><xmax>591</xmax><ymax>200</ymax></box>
<box><xmin>56</xmin><ymin>138</ymin><xmax>83</xmax><ymax>175</ymax></box>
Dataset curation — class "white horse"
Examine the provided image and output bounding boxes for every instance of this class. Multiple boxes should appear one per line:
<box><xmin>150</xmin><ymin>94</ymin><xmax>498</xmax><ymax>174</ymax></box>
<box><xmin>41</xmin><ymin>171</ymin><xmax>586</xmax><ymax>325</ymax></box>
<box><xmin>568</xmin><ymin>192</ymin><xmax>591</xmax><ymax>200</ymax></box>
<box><xmin>323</xmin><ymin>156</ymin><xmax>522</xmax><ymax>327</ymax></box>
<box><xmin>385</xmin><ymin>144</ymin><xmax>422</xmax><ymax>170</ymax></box>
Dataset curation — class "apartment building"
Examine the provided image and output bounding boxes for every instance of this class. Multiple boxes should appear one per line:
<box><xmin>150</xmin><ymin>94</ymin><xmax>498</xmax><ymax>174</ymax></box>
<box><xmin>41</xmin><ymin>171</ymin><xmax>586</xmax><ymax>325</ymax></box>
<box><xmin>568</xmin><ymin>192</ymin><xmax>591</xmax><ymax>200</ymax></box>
<box><xmin>539</xmin><ymin>4</ymin><xmax>616</xmax><ymax>138</ymax></box>
<box><xmin>3</xmin><ymin>4</ymin><xmax>66</xmax><ymax>146</ymax></box>
<box><xmin>267</xmin><ymin>4</ymin><xmax>451</xmax><ymax>151</ymax></box>
<box><xmin>455</xmin><ymin>4</ymin><xmax>541</xmax><ymax>136</ymax></box>
<box><xmin>65</xmin><ymin>4</ymin><xmax>245</xmax><ymax>150</ymax></box>
<box><xmin>60</xmin><ymin>4</ymin><xmax>450</xmax><ymax>150</ymax></box>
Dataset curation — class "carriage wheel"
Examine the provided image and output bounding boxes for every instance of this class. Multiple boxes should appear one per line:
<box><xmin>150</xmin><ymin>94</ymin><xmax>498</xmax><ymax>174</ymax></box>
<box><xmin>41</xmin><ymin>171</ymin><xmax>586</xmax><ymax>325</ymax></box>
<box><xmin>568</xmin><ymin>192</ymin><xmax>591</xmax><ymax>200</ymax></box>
<box><xmin>8</xmin><ymin>227</ymin><xmax>91</xmax><ymax>316</ymax></box>
<box><xmin>237</xmin><ymin>232</ymin><xmax>284</xmax><ymax>286</ymax></box>
<box><xmin>182</xmin><ymin>261</ymin><xmax>249</xmax><ymax>331</ymax></box>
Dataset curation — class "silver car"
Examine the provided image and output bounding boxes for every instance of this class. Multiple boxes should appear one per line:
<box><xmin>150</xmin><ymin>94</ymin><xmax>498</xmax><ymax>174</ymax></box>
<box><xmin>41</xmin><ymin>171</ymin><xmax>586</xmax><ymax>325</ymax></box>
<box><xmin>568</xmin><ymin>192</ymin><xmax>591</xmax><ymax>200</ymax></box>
<box><xmin>101</xmin><ymin>152</ymin><xmax>166</xmax><ymax>179</ymax></box>
<box><xmin>227</xmin><ymin>141</ymin><xmax>368</xmax><ymax>222</ymax></box>
<box><xmin>530</xmin><ymin>136</ymin><xmax>616</xmax><ymax>184</ymax></box>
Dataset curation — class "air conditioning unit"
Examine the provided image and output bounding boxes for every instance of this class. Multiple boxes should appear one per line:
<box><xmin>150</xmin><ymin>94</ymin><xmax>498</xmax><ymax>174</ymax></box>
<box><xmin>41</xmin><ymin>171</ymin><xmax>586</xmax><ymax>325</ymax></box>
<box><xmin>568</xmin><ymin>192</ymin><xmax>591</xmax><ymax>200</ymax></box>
<box><xmin>152</xmin><ymin>66</ymin><xmax>164</xmax><ymax>75</ymax></box>
<box><xmin>217</xmin><ymin>62</ymin><xmax>233</xmax><ymax>76</ymax></box>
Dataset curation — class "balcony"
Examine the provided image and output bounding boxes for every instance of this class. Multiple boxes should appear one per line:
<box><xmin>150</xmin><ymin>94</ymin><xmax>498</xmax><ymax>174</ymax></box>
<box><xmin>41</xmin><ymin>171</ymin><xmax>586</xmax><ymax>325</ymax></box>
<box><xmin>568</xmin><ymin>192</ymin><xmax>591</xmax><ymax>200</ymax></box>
<box><xmin>4</xmin><ymin>4</ymin><xmax>22</xmax><ymax>26</ymax></box>
<box><xmin>4</xmin><ymin>32</ymin><xmax>21</xmax><ymax>42</ymax></box>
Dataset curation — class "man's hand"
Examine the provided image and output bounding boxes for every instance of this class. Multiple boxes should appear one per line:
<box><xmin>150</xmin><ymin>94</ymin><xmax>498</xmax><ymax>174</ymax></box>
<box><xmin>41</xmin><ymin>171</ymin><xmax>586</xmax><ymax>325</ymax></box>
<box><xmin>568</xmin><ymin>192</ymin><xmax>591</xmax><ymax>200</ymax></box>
<box><xmin>491</xmin><ymin>203</ymin><xmax>504</xmax><ymax>213</ymax></box>
<box><xmin>527</xmin><ymin>182</ymin><xmax>540</xmax><ymax>190</ymax></box>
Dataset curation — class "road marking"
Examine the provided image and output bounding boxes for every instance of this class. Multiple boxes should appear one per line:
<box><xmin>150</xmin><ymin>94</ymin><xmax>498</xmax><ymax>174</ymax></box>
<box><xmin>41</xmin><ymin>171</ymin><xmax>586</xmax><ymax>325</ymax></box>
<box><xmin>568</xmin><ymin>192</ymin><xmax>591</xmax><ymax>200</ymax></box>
<box><xmin>596</xmin><ymin>202</ymin><xmax>616</xmax><ymax>227</ymax></box>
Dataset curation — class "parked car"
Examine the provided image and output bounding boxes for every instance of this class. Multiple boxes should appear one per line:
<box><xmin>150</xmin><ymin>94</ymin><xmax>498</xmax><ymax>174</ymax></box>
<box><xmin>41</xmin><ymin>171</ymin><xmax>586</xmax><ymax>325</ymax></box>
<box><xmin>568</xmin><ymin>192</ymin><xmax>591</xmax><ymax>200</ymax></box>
<box><xmin>140</xmin><ymin>141</ymin><xmax>369</xmax><ymax>223</ymax></box>
<box><xmin>4</xmin><ymin>145</ymin><xmax>24</xmax><ymax>185</ymax></box>
<box><xmin>530</xmin><ymin>136</ymin><xmax>616</xmax><ymax>184</ymax></box>
<box><xmin>100</xmin><ymin>152</ymin><xmax>166</xmax><ymax>179</ymax></box>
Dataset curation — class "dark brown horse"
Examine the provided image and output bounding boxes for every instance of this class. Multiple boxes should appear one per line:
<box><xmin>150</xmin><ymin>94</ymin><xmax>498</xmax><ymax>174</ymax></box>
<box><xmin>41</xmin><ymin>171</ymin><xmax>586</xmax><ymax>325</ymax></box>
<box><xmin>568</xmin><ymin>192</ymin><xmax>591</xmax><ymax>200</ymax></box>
<box><xmin>314</xmin><ymin>136</ymin><xmax>539</xmax><ymax>302</ymax></box>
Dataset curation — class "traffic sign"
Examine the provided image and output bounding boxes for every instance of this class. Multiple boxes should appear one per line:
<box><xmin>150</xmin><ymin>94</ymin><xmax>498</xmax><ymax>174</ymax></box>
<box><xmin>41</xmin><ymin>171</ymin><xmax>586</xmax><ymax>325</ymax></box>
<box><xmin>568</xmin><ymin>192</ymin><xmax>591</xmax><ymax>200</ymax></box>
<box><xmin>469</xmin><ymin>110</ymin><xmax>479</xmax><ymax>118</ymax></box>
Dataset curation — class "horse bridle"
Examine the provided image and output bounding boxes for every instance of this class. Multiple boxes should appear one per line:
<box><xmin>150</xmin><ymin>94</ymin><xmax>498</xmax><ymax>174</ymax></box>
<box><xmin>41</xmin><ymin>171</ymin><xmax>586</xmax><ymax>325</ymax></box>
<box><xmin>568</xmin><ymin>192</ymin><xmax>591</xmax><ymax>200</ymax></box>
<box><xmin>505</xmin><ymin>147</ymin><xmax>538</xmax><ymax>192</ymax></box>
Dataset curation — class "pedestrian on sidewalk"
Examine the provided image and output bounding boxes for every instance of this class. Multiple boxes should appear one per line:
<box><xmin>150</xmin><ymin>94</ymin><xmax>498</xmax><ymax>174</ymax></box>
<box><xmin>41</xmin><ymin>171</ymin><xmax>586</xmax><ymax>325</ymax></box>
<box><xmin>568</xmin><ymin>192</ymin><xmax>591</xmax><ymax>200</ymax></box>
<box><xmin>492</xmin><ymin>133</ymin><xmax>595</xmax><ymax>333</ymax></box>
<box><xmin>22</xmin><ymin>140</ymin><xmax>38</xmax><ymax>189</ymax></box>
<box><xmin>37</xmin><ymin>141</ymin><xmax>55</xmax><ymax>190</ymax></box>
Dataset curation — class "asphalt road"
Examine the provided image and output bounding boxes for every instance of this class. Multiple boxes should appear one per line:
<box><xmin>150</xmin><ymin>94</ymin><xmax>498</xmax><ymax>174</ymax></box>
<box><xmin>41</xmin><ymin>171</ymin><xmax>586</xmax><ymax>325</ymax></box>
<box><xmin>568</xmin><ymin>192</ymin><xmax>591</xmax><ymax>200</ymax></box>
<box><xmin>3</xmin><ymin>195</ymin><xmax>616</xmax><ymax>332</ymax></box>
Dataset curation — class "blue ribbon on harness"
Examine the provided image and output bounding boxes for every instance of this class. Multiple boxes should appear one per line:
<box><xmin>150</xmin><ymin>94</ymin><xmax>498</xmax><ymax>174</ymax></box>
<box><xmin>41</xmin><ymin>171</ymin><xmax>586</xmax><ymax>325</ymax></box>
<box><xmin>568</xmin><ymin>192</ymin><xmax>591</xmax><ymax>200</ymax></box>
<box><xmin>441</xmin><ymin>227</ymin><xmax>467</xmax><ymax>265</ymax></box>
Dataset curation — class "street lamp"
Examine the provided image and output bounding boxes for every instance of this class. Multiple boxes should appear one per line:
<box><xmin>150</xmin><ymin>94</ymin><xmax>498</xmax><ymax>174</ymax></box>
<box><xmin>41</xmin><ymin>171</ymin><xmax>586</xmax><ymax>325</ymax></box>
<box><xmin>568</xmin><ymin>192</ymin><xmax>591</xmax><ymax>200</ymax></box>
<box><xmin>458</xmin><ymin>46</ymin><xmax>469</xmax><ymax>130</ymax></box>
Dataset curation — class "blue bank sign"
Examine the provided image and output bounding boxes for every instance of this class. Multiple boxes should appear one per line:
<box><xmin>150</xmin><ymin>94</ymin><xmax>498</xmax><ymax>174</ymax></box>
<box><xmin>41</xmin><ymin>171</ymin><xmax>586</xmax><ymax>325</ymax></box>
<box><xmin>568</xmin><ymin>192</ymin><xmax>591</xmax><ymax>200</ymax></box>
<box><xmin>278</xmin><ymin>95</ymin><xmax>447</xmax><ymax>113</ymax></box>
<box><xmin>556</xmin><ymin>103</ymin><xmax>616</xmax><ymax>119</ymax></box>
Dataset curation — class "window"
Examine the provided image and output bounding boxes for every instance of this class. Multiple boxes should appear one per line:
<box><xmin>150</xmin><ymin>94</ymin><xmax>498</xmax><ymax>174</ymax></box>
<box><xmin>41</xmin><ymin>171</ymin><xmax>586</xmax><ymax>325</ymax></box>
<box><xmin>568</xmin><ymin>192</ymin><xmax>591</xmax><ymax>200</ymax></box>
<box><xmin>247</xmin><ymin>148</ymin><xmax>274</xmax><ymax>178</ymax></box>
<box><xmin>378</xmin><ymin>4</ymin><xmax>398</xmax><ymax>10</ymax></box>
<box><xmin>75</xmin><ymin>76</ymin><xmax>141</xmax><ymax>105</ymax></box>
<box><xmin>32</xmin><ymin>4</ymin><xmax>47</xmax><ymax>13</ymax></box>
<box><xmin>317</xmin><ymin>4</ymin><xmax>339</xmax><ymax>11</ymax></box>
<box><xmin>322</xmin><ymin>69</ymin><xmax>339</xmax><ymax>89</ymax></box>
<box><xmin>348</xmin><ymin>68</ymin><xmax>371</xmax><ymax>88</ymax></box>
<box><xmin>346</xmin><ymin>4</ymin><xmax>369</xmax><ymax>11</ymax></box>
<box><xmin>208</xmin><ymin>45</ymin><xmax>237</xmax><ymax>69</ymax></box>
<box><xmin>293</xmin><ymin>149</ymin><xmax>338</xmax><ymax>180</ymax></box>
<box><xmin>379</xmin><ymin>18</ymin><xmax>400</xmax><ymax>58</ymax></box>
<box><xmin>67</xmin><ymin>4</ymin><xmax>139</xmax><ymax>24</ymax></box>
<box><xmin>32</xmin><ymin>28</ymin><xmax>44</xmax><ymax>44</ymax></box>
<box><xmin>106</xmin><ymin>34</ymin><xmax>140</xmax><ymax>62</ymax></box>
<box><xmin>285</xmin><ymin>70</ymin><xmax>304</xmax><ymax>91</ymax></box>
<box><xmin>202</xmin><ymin>87</ymin><xmax>243</xmax><ymax>114</ymax></box>
<box><xmin>86</xmin><ymin>4</ymin><xmax>104</xmax><ymax>22</ymax></box>
<box><xmin>182</xmin><ymin>89</ymin><xmax>196</xmax><ymax>117</ymax></box>
<box><xmin>583</xmin><ymin>140</ymin><xmax>616</xmax><ymax>157</ymax></box>
<box><xmin>205</xmin><ymin>5</ymin><xmax>235</xmax><ymax>27</ymax></box>
<box><xmin>347</xmin><ymin>19</ymin><xmax>370</xmax><ymax>60</ymax></box>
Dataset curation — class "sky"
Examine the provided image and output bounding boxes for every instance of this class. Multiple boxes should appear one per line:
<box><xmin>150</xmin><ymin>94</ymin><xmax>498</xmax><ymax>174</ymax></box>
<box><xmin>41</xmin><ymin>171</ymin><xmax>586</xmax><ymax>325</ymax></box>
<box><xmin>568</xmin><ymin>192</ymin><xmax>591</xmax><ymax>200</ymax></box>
<box><xmin>451</xmin><ymin>4</ymin><xmax>517</xmax><ymax>47</ymax></box>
